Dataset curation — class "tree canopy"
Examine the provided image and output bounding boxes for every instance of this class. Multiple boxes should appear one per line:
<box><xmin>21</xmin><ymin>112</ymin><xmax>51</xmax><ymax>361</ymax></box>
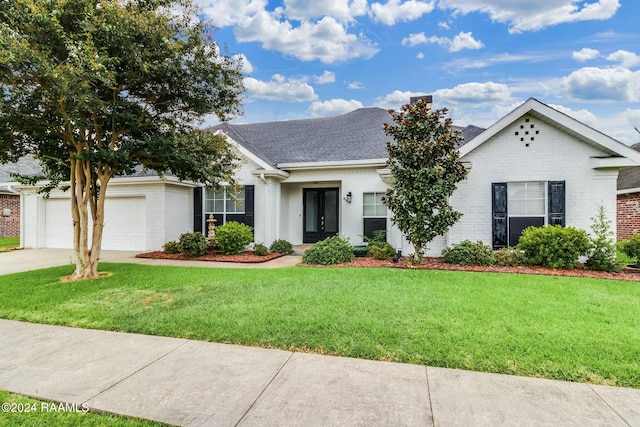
<box><xmin>383</xmin><ymin>98</ymin><xmax>467</xmax><ymax>263</ymax></box>
<box><xmin>0</xmin><ymin>0</ymin><xmax>244</xmax><ymax>279</ymax></box>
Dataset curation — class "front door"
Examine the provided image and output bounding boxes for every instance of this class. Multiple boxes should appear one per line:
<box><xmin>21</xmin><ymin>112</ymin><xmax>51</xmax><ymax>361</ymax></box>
<box><xmin>303</xmin><ymin>188</ymin><xmax>339</xmax><ymax>243</ymax></box>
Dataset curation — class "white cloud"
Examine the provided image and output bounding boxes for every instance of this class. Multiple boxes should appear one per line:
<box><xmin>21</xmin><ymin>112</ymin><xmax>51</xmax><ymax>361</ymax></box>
<box><xmin>245</xmin><ymin>74</ymin><xmax>318</xmax><ymax>102</ymax></box>
<box><xmin>234</xmin><ymin>53</ymin><xmax>254</xmax><ymax>73</ymax></box>
<box><xmin>438</xmin><ymin>0</ymin><xmax>621</xmax><ymax>33</ymax></box>
<box><xmin>416</xmin><ymin>52</ymin><xmax>425</xmax><ymax>59</ymax></box>
<box><xmin>433</xmin><ymin>82</ymin><xmax>512</xmax><ymax>105</ymax></box>
<box><xmin>370</xmin><ymin>0</ymin><xmax>435</xmax><ymax>25</ymax></box>
<box><xmin>450</xmin><ymin>32</ymin><xmax>484</xmax><ymax>52</ymax></box>
<box><xmin>562</xmin><ymin>67</ymin><xmax>640</xmax><ymax>102</ymax></box>
<box><xmin>438</xmin><ymin>21</ymin><xmax>450</xmax><ymax>30</ymax></box>
<box><xmin>607</xmin><ymin>50</ymin><xmax>640</xmax><ymax>68</ymax></box>
<box><xmin>402</xmin><ymin>31</ymin><xmax>483</xmax><ymax>52</ymax></box>
<box><xmin>348</xmin><ymin>81</ymin><xmax>364</xmax><ymax>89</ymax></box>
<box><xmin>374</xmin><ymin>90</ymin><xmax>425</xmax><ymax>109</ymax></box>
<box><xmin>279</xmin><ymin>0</ymin><xmax>368</xmax><ymax>22</ymax></box>
<box><xmin>548</xmin><ymin>104</ymin><xmax>599</xmax><ymax>127</ymax></box>
<box><xmin>314</xmin><ymin>71</ymin><xmax>336</xmax><ymax>84</ymax></box>
<box><xmin>308</xmin><ymin>99</ymin><xmax>365</xmax><ymax>116</ymax></box>
<box><xmin>572</xmin><ymin>48</ymin><xmax>600</xmax><ymax>62</ymax></box>
<box><xmin>198</xmin><ymin>1</ymin><xmax>378</xmax><ymax>63</ymax></box>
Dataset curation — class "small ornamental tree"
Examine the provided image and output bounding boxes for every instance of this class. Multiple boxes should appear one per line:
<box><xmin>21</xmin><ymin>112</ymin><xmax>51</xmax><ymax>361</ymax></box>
<box><xmin>383</xmin><ymin>99</ymin><xmax>467</xmax><ymax>264</ymax></box>
<box><xmin>0</xmin><ymin>0</ymin><xmax>244</xmax><ymax>279</ymax></box>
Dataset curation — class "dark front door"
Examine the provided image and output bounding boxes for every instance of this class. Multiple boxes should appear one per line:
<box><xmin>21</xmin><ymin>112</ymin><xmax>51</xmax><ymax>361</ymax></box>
<box><xmin>303</xmin><ymin>188</ymin><xmax>339</xmax><ymax>243</ymax></box>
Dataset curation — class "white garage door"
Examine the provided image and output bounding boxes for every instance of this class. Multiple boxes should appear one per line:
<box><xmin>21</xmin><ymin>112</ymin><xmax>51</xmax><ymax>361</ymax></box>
<box><xmin>45</xmin><ymin>197</ymin><xmax>146</xmax><ymax>251</ymax></box>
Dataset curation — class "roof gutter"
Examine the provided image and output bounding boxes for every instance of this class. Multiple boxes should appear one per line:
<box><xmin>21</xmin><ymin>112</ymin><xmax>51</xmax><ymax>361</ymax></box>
<box><xmin>277</xmin><ymin>158</ymin><xmax>388</xmax><ymax>171</ymax></box>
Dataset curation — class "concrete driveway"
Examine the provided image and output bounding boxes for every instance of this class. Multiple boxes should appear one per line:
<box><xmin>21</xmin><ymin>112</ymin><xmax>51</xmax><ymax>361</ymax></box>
<box><xmin>0</xmin><ymin>248</ymin><xmax>300</xmax><ymax>275</ymax></box>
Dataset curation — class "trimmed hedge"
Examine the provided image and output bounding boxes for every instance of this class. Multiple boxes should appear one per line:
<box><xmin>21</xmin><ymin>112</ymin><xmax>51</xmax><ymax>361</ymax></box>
<box><xmin>517</xmin><ymin>225</ymin><xmax>591</xmax><ymax>269</ymax></box>
<box><xmin>442</xmin><ymin>240</ymin><xmax>496</xmax><ymax>266</ymax></box>
<box><xmin>215</xmin><ymin>221</ymin><xmax>253</xmax><ymax>255</ymax></box>
<box><xmin>302</xmin><ymin>235</ymin><xmax>354</xmax><ymax>265</ymax></box>
<box><xmin>178</xmin><ymin>232</ymin><xmax>207</xmax><ymax>257</ymax></box>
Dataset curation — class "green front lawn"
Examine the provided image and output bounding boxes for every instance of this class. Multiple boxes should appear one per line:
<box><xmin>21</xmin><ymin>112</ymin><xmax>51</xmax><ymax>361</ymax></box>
<box><xmin>0</xmin><ymin>237</ymin><xmax>19</xmax><ymax>252</ymax></box>
<box><xmin>1</xmin><ymin>264</ymin><xmax>639</xmax><ymax>388</ymax></box>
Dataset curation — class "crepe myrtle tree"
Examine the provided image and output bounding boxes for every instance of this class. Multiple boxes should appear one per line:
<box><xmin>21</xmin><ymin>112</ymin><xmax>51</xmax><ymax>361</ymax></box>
<box><xmin>0</xmin><ymin>0</ymin><xmax>244</xmax><ymax>279</ymax></box>
<box><xmin>383</xmin><ymin>98</ymin><xmax>468</xmax><ymax>264</ymax></box>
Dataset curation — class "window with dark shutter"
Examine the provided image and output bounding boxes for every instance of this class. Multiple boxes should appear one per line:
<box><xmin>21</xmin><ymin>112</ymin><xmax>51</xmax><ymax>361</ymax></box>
<box><xmin>193</xmin><ymin>187</ymin><xmax>203</xmax><ymax>233</ymax></box>
<box><xmin>548</xmin><ymin>181</ymin><xmax>565</xmax><ymax>226</ymax></box>
<box><xmin>244</xmin><ymin>185</ymin><xmax>254</xmax><ymax>229</ymax></box>
<box><xmin>492</xmin><ymin>183</ymin><xmax>508</xmax><ymax>249</ymax></box>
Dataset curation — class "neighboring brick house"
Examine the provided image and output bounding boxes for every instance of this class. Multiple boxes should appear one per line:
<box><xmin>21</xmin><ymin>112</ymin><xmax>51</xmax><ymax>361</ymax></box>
<box><xmin>0</xmin><ymin>188</ymin><xmax>20</xmax><ymax>238</ymax></box>
<box><xmin>3</xmin><ymin>97</ymin><xmax>640</xmax><ymax>253</ymax></box>
<box><xmin>617</xmin><ymin>143</ymin><xmax>640</xmax><ymax>240</ymax></box>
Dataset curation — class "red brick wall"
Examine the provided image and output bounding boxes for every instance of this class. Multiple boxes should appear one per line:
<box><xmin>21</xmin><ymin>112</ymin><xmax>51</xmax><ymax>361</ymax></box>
<box><xmin>617</xmin><ymin>192</ymin><xmax>640</xmax><ymax>241</ymax></box>
<box><xmin>0</xmin><ymin>194</ymin><xmax>20</xmax><ymax>237</ymax></box>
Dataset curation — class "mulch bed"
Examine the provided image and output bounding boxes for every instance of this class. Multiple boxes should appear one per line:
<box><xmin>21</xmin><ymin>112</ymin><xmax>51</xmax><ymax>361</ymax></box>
<box><xmin>135</xmin><ymin>250</ymin><xmax>640</xmax><ymax>281</ymax></box>
<box><xmin>325</xmin><ymin>256</ymin><xmax>640</xmax><ymax>281</ymax></box>
<box><xmin>136</xmin><ymin>250</ymin><xmax>285</xmax><ymax>263</ymax></box>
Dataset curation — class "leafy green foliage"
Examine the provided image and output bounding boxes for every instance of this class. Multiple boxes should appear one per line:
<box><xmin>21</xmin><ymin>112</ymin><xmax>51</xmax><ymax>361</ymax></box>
<box><xmin>442</xmin><ymin>240</ymin><xmax>496</xmax><ymax>266</ymax></box>
<box><xmin>367</xmin><ymin>243</ymin><xmax>396</xmax><ymax>260</ymax></box>
<box><xmin>162</xmin><ymin>241</ymin><xmax>181</xmax><ymax>254</ymax></box>
<box><xmin>269</xmin><ymin>239</ymin><xmax>294</xmax><ymax>254</ymax></box>
<box><xmin>215</xmin><ymin>221</ymin><xmax>253</xmax><ymax>255</ymax></box>
<box><xmin>253</xmin><ymin>243</ymin><xmax>269</xmax><ymax>256</ymax></box>
<box><xmin>383</xmin><ymin>99</ymin><xmax>467</xmax><ymax>264</ymax></box>
<box><xmin>363</xmin><ymin>229</ymin><xmax>396</xmax><ymax>260</ymax></box>
<box><xmin>618</xmin><ymin>234</ymin><xmax>640</xmax><ymax>265</ymax></box>
<box><xmin>352</xmin><ymin>245</ymin><xmax>369</xmax><ymax>257</ymax></box>
<box><xmin>301</xmin><ymin>235</ymin><xmax>354</xmax><ymax>265</ymax></box>
<box><xmin>517</xmin><ymin>225</ymin><xmax>592</xmax><ymax>269</ymax></box>
<box><xmin>0</xmin><ymin>0</ymin><xmax>244</xmax><ymax>277</ymax></box>
<box><xmin>585</xmin><ymin>206</ymin><xmax>625</xmax><ymax>272</ymax></box>
<box><xmin>494</xmin><ymin>247</ymin><xmax>527</xmax><ymax>267</ymax></box>
<box><xmin>178</xmin><ymin>232</ymin><xmax>207</xmax><ymax>257</ymax></box>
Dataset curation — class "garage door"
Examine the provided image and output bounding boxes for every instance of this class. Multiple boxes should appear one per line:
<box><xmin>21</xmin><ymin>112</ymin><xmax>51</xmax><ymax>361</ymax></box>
<box><xmin>45</xmin><ymin>197</ymin><xmax>146</xmax><ymax>251</ymax></box>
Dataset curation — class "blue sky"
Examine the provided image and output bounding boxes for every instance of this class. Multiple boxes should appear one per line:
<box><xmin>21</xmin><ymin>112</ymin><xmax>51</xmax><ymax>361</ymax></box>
<box><xmin>196</xmin><ymin>0</ymin><xmax>640</xmax><ymax>145</ymax></box>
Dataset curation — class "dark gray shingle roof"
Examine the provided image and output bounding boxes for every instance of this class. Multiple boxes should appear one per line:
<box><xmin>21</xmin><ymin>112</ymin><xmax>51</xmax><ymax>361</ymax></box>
<box><xmin>212</xmin><ymin>107</ymin><xmax>484</xmax><ymax>166</ymax></box>
<box><xmin>618</xmin><ymin>143</ymin><xmax>640</xmax><ymax>190</ymax></box>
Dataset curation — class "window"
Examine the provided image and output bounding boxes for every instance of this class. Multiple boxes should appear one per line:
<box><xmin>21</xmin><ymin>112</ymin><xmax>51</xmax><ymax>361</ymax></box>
<box><xmin>205</xmin><ymin>186</ymin><xmax>245</xmax><ymax>222</ymax></box>
<box><xmin>363</xmin><ymin>192</ymin><xmax>387</xmax><ymax>217</ymax></box>
<box><xmin>492</xmin><ymin>181</ymin><xmax>565</xmax><ymax>249</ymax></box>
<box><xmin>363</xmin><ymin>192</ymin><xmax>387</xmax><ymax>240</ymax></box>
<box><xmin>507</xmin><ymin>182</ymin><xmax>545</xmax><ymax>216</ymax></box>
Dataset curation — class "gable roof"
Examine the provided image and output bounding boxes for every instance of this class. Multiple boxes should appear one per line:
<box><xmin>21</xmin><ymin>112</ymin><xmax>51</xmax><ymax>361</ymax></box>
<box><xmin>618</xmin><ymin>143</ymin><xmax>640</xmax><ymax>191</ymax></box>
<box><xmin>460</xmin><ymin>98</ymin><xmax>640</xmax><ymax>167</ymax></box>
<box><xmin>211</xmin><ymin>107</ymin><xmax>484</xmax><ymax>167</ymax></box>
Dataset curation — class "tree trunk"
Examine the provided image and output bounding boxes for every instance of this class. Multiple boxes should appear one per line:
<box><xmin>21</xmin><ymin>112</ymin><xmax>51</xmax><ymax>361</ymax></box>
<box><xmin>69</xmin><ymin>158</ymin><xmax>107</xmax><ymax>280</ymax></box>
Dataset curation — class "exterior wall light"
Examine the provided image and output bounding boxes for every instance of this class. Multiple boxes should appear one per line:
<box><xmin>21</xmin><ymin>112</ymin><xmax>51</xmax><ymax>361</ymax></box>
<box><xmin>344</xmin><ymin>192</ymin><xmax>352</xmax><ymax>203</ymax></box>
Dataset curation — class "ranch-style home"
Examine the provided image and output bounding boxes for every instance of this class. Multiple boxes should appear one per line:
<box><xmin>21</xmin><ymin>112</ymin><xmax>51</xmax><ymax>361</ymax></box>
<box><xmin>4</xmin><ymin>97</ymin><xmax>640</xmax><ymax>256</ymax></box>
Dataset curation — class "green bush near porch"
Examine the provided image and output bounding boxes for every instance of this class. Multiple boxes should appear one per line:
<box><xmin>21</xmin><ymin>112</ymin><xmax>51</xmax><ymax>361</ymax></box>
<box><xmin>302</xmin><ymin>235</ymin><xmax>354</xmax><ymax>265</ymax></box>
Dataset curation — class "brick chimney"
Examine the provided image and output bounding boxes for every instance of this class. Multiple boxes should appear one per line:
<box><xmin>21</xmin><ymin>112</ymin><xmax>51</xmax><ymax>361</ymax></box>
<box><xmin>410</xmin><ymin>95</ymin><xmax>433</xmax><ymax>109</ymax></box>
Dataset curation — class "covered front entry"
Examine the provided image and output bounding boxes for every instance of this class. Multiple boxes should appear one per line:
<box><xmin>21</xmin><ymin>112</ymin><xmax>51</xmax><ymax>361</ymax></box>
<box><xmin>303</xmin><ymin>188</ymin><xmax>339</xmax><ymax>243</ymax></box>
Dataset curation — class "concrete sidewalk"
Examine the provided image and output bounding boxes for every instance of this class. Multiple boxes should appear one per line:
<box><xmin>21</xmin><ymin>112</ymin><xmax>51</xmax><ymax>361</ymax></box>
<box><xmin>1</xmin><ymin>320</ymin><xmax>639</xmax><ymax>426</ymax></box>
<box><xmin>0</xmin><ymin>249</ymin><xmax>300</xmax><ymax>275</ymax></box>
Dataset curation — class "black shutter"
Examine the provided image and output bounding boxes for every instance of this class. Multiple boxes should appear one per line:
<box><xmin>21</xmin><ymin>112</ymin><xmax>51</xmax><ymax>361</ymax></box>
<box><xmin>193</xmin><ymin>187</ymin><xmax>203</xmax><ymax>233</ymax></box>
<box><xmin>244</xmin><ymin>185</ymin><xmax>254</xmax><ymax>229</ymax></box>
<box><xmin>492</xmin><ymin>183</ymin><xmax>508</xmax><ymax>249</ymax></box>
<box><xmin>548</xmin><ymin>181</ymin><xmax>565</xmax><ymax>226</ymax></box>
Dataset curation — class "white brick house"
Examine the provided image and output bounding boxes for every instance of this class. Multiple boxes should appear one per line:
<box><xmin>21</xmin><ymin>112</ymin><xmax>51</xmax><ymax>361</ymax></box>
<box><xmin>4</xmin><ymin>98</ymin><xmax>640</xmax><ymax>255</ymax></box>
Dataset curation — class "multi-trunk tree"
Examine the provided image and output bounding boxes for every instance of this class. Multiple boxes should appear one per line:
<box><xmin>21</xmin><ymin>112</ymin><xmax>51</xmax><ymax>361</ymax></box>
<box><xmin>0</xmin><ymin>0</ymin><xmax>244</xmax><ymax>279</ymax></box>
<box><xmin>383</xmin><ymin>98</ymin><xmax>468</xmax><ymax>264</ymax></box>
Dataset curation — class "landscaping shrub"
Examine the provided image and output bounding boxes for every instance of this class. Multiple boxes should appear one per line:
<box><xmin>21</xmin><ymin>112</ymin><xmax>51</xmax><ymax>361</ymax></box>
<box><xmin>302</xmin><ymin>235</ymin><xmax>354</xmax><ymax>265</ymax></box>
<box><xmin>178</xmin><ymin>232</ymin><xmax>207</xmax><ymax>257</ymax></box>
<box><xmin>253</xmin><ymin>243</ymin><xmax>269</xmax><ymax>256</ymax></box>
<box><xmin>367</xmin><ymin>243</ymin><xmax>396</xmax><ymax>260</ymax></box>
<box><xmin>494</xmin><ymin>247</ymin><xmax>527</xmax><ymax>267</ymax></box>
<box><xmin>442</xmin><ymin>240</ymin><xmax>496</xmax><ymax>266</ymax></box>
<box><xmin>162</xmin><ymin>240</ymin><xmax>181</xmax><ymax>254</ymax></box>
<box><xmin>517</xmin><ymin>225</ymin><xmax>591</xmax><ymax>269</ymax></box>
<box><xmin>215</xmin><ymin>221</ymin><xmax>253</xmax><ymax>255</ymax></box>
<box><xmin>618</xmin><ymin>234</ymin><xmax>640</xmax><ymax>266</ymax></box>
<box><xmin>585</xmin><ymin>206</ymin><xmax>624</xmax><ymax>272</ymax></box>
<box><xmin>269</xmin><ymin>239</ymin><xmax>294</xmax><ymax>254</ymax></box>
